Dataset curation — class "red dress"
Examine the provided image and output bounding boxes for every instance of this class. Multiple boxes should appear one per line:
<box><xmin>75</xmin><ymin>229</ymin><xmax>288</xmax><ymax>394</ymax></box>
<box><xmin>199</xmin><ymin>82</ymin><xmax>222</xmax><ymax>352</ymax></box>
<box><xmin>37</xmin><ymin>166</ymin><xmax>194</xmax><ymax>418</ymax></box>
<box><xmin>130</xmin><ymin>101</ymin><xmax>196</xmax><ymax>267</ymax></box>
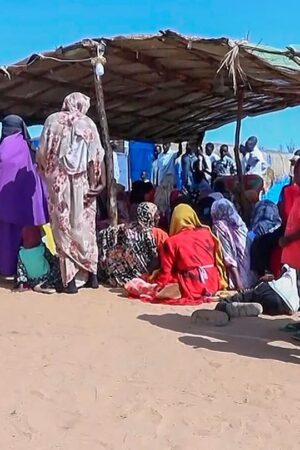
<box><xmin>279</xmin><ymin>184</ymin><xmax>300</xmax><ymax>227</ymax></box>
<box><xmin>154</xmin><ymin>227</ymin><xmax>221</xmax><ymax>305</ymax></box>
<box><xmin>271</xmin><ymin>184</ymin><xmax>300</xmax><ymax>275</ymax></box>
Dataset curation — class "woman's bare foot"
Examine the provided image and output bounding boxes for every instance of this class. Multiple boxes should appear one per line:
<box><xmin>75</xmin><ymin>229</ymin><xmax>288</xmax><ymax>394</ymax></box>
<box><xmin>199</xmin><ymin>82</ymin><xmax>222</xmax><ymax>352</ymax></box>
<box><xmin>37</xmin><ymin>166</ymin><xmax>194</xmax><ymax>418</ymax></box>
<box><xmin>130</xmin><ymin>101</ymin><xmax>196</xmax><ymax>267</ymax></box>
<box><xmin>156</xmin><ymin>283</ymin><xmax>181</xmax><ymax>300</ymax></box>
<box><xmin>12</xmin><ymin>283</ymin><xmax>30</xmax><ymax>292</ymax></box>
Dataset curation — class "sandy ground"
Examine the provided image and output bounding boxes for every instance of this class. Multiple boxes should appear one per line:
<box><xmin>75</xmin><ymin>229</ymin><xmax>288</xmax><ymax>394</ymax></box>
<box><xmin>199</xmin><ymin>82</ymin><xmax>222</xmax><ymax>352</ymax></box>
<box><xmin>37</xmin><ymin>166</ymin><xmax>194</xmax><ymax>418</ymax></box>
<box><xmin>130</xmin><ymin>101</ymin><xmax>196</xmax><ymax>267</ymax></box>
<box><xmin>0</xmin><ymin>283</ymin><xmax>299</xmax><ymax>450</ymax></box>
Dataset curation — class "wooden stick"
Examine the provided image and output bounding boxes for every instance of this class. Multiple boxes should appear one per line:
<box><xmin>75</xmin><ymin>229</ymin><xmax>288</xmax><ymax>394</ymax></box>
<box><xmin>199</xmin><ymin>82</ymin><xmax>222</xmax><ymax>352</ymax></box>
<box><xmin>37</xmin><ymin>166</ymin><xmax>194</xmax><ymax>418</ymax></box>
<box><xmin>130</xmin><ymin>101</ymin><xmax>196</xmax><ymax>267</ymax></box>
<box><xmin>233</xmin><ymin>88</ymin><xmax>248</xmax><ymax>221</ymax></box>
<box><xmin>233</xmin><ymin>88</ymin><xmax>244</xmax><ymax>185</ymax></box>
<box><xmin>93</xmin><ymin>70</ymin><xmax>118</xmax><ymax>226</ymax></box>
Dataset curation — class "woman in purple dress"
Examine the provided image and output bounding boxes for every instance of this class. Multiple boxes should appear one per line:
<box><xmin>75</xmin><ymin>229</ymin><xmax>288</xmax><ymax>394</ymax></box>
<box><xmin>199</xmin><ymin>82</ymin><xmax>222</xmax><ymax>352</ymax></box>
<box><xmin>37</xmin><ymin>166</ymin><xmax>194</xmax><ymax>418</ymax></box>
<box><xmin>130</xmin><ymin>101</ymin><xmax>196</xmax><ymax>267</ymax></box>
<box><xmin>0</xmin><ymin>115</ymin><xmax>48</xmax><ymax>277</ymax></box>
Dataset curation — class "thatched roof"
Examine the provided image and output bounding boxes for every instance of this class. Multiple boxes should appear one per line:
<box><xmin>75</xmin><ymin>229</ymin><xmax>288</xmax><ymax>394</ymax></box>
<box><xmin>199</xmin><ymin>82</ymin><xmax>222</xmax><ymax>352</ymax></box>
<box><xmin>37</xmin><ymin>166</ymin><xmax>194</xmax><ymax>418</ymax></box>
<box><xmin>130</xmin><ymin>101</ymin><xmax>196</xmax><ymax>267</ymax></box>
<box><xmin>1</xmin><ymin>30</ymin><xmax>300</xmax><ymax>141</ymax></box>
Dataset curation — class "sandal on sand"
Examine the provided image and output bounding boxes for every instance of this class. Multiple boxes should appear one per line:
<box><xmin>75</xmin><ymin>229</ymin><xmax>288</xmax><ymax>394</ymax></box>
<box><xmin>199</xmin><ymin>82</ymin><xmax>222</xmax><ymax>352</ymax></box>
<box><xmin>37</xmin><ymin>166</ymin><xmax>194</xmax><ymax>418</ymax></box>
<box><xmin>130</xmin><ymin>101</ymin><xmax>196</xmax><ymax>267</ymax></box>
<box><xmin>280</xmin><ymin>322</ymin><xmax>300</xmax><ymax>332</ymax></box>
<box><xmin>191</xmin><ymin>309</ymin><xmax>229</xmax><ymax>327</ymax></box>
<box><xmin>33</xmin><ymin>283</ymin><xmax>56</xmax><ymax>294</ymax></box>
<box><xmin>225</xmin><ymin>302</ymin><xmax>263</xmax><ymax>318</ymax></box>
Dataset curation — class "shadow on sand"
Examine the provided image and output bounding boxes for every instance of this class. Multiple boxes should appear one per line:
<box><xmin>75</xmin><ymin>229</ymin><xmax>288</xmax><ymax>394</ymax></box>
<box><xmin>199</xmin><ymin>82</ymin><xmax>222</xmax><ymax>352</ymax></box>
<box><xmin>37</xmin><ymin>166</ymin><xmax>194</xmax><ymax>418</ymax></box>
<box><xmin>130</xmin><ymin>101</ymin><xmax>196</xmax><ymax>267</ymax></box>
<box><xmin>108</xmin><ymin>287</ymin><xmax>128</xmax><ymax>299</ymax></box>
<box><xmin>138</xmin><ymin>312</ymin><xmax>300</xmax><ymax>365</ymax></box>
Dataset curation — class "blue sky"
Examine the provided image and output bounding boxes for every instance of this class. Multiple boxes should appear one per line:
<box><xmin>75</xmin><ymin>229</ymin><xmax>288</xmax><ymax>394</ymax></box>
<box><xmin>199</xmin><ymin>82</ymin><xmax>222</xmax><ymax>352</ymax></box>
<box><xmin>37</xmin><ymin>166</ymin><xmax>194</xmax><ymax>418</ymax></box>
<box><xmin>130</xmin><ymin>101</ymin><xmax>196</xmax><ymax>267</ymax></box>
<box><xmin>1</xmin><ymin>0</ymin><xmax>300</xmax><ymax>150</ymax></box>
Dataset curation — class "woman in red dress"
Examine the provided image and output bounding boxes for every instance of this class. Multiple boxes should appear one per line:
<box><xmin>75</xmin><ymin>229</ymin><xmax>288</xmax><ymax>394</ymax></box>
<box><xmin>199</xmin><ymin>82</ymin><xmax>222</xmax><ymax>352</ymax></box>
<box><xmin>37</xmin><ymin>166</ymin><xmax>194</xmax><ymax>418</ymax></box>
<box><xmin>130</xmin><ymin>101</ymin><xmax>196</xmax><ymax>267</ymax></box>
<box><xmin>125</xmin><ymin>204</ymin><xmax>227</xmax><ymax>305</ymax></box>
<box><xmin>153</xmin><ymin>204</ymin><xmax>227</xmax><ymax>304</ymax></box>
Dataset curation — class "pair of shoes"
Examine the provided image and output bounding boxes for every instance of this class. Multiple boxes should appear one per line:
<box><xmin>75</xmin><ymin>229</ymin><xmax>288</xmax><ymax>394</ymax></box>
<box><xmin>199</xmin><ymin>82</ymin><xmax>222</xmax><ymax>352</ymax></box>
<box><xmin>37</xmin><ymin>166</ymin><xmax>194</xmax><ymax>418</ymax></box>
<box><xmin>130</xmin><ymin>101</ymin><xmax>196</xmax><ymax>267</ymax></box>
<box><xmin>216</xmin><ymin>300</ymin><xmax>263</xmax><ymax>318</ymax></box>
<box><xmin>225</xmin><ymin>302</ymin><xmax>263</xmax><ymax>318</ymax></box>
<box><xmin>85</xmin><ymin>273</ymin><xmax>99</xmax><ymax>289</ymax></box>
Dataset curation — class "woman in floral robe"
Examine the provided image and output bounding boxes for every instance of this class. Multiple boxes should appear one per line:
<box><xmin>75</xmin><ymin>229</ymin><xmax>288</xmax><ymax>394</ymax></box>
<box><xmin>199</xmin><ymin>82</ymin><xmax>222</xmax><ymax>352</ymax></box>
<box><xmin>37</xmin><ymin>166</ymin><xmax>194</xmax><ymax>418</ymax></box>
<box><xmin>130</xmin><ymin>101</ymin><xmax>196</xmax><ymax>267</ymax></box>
<box><xmin>38</xmin><ymin>92</ymin><xmax>105</xmax><ymax>293</ymax></box>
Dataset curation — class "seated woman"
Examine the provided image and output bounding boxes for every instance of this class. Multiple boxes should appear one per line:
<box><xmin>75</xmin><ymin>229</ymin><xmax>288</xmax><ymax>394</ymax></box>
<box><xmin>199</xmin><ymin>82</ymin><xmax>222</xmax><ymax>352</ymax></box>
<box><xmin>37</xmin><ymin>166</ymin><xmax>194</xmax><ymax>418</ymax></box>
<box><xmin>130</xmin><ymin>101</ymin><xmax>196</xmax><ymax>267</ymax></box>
<box><xmin>16</xmin><ymin>226</ymin><xmax>60</xmax><ymax>293</ymax></box>
<box><xmin>249</xmin><ymin>200</ymin><xmax>282</xmax><ymax>279</ymax></box>
<box><xmin>126</xmin><ymin>204</ymin><xmax>227</xmax><ymax>305</ymax></box>
<box><xmin>97</xmin><ymin>202</ymin><xmax>167</xmax><ymax>287</ymax></box>
<box><xmin>211</xmin><ymin>199</ymin><xmax>254</xmax><ymax>290</ymax></box>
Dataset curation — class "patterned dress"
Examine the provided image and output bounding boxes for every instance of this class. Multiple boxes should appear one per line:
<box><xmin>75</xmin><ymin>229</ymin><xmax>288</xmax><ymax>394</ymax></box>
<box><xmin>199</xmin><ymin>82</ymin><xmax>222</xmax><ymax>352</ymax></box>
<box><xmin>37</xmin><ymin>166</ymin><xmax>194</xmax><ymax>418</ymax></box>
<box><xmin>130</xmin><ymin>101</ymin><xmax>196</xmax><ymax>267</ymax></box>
<box><xmin>17</xmin><ymin>245</ymin><xmax>61</xmax><ymax>288</ymax></box>
<box><xmin>38</xmin><ymin>93</ymin><xmax>104</xmax><ymax>286</ymax></box>
<box><xmin>97</xmin><ymin>203</ymin><xmax>158</xmax><ymax>287</ymax></box>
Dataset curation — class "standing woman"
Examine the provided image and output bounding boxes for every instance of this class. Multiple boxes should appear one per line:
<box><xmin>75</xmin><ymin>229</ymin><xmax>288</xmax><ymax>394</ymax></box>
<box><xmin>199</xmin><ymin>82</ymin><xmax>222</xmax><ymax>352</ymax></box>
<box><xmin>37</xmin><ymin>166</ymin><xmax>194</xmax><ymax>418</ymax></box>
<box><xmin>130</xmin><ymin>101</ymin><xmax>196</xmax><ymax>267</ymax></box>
<box><xmin>0</xmin><ymin>115</ymin><xmax>48</xmax><ymax>277</ymax></box>
<box><xmin>38</xmin><ymin>92</ymin><xmax>105</xmax><ymax>293</ymax></box>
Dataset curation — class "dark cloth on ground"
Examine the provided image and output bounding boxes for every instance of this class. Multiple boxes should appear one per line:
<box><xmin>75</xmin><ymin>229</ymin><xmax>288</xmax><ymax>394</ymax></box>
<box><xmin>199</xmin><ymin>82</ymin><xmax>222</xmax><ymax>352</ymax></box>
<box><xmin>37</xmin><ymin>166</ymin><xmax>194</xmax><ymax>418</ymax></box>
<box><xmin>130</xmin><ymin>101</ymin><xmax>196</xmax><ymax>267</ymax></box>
<box><xmin>218</xmin><ymin>282</ymin><xmax>291</xmax><ymax>316</ymax></box>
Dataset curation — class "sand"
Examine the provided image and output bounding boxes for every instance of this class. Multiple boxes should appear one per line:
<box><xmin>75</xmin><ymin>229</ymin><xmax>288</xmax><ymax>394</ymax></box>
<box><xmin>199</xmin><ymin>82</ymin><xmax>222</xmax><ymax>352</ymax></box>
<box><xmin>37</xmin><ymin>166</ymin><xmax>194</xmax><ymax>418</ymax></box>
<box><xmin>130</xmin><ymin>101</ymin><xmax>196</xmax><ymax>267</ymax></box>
<box><xmin>0</xmin><ymin>283</ymin><xmax>300</xmax><ymax>450</ymax></box>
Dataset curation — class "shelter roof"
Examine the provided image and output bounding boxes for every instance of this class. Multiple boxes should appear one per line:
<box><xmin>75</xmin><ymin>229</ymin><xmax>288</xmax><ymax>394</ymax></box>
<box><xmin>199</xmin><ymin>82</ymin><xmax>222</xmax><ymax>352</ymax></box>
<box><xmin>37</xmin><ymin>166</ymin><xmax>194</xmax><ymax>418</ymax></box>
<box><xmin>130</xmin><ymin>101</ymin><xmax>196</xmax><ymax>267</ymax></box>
<box><xmin>1</xmin><ymin>30</ymin><xmax>300</xmax><ymax>141</ymax></box>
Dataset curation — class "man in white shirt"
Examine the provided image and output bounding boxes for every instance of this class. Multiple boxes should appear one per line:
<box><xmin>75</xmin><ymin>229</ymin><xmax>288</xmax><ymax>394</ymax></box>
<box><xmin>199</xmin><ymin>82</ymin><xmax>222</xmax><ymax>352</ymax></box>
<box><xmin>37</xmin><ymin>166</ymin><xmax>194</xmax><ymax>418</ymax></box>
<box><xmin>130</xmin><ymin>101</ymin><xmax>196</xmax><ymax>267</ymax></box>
<box><xmin>204</xmin><ymin>143</ymin><xmax>220</xmax><ymax>182</ymax></box>
<box><xmin>244</xmin><ymin>136</ymin><xmax>267</xmax><ymax>177</ymax></box>
<box><xmin>240</xmin><ymin>144</ymin><xmax>249</xmax><ymax>174</ymax></box>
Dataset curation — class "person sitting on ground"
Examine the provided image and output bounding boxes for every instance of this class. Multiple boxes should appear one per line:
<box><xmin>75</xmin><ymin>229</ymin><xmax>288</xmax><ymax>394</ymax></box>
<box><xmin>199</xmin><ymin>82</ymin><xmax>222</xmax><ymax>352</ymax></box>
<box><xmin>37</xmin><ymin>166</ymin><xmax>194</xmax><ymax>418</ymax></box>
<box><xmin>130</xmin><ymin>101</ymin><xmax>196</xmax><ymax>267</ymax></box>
<box><xmin>211</xmin><ymin>198</ymin><xmax>254</xmax><ymax>290</ymax></box>
<box><xmin>97</xmin><ymin>202</ymin><xmax>166</xmax><ymax>287</ymax></box>
<box><xmin>249</xmin><ymin>200</ymin><xmax>282</xmax><ymax>280</ymax></box>
<box><xmin>216</xmin><ymin>264</ymin><xmax>299</xmax><ymax>317</ymax></box>
<box><xmin>126</xmin><ymin>204</ymin><xmax>227</xmax><ymax>305</ymax></box>
<box><xmin>15</xmin><ymin>226</ymin><xmax>61</xmax><ymax>293</ymax></box>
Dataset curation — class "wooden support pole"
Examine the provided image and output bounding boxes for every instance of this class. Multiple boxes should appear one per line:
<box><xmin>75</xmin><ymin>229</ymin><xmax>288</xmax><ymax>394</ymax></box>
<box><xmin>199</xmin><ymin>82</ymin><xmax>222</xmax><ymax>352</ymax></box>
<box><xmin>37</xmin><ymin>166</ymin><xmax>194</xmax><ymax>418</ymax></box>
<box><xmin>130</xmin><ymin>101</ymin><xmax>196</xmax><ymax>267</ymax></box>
<box><xmin>233</xmin><ymin>88</ymin><xmax>248</xmax><ymax>221</ymax></box>
<box><xmin>233</xmin><ymin>88</ymin><xmax>244</xmax><ymax>185</ymax></box>
<box><xmin>93</xmin><ymin>70</ymin><xmax>118</xmax><ymax>226</ymax></box>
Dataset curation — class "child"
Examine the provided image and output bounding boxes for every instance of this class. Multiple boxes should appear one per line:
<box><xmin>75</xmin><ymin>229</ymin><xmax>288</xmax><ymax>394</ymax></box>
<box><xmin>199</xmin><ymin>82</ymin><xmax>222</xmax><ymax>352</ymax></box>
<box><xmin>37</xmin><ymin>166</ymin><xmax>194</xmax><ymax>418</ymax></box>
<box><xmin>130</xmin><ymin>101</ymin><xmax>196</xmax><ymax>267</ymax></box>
<box><xmin>16</xmin><ymin>226</ymin><xmax>60</xmax><ymax>293</ymax></box>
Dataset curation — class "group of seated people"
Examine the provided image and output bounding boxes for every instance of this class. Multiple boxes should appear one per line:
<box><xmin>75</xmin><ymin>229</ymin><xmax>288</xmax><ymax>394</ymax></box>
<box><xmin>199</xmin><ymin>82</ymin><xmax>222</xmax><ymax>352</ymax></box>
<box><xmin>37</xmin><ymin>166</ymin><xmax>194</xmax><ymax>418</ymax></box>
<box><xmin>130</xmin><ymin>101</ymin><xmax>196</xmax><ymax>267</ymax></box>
<box><xmin>0</xmin><ymin>97</ymin><xmax>299</xmax><ymax>336</ymax></box>
<box><xmin>94</xmin><ymin>158</ymin><xmax>300</xmax><ymax>326</ymax></box>
<box><xmin>5</xmin><ymin>137</ymin><xmax>300</xmax><ymax>323</ymax></box>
